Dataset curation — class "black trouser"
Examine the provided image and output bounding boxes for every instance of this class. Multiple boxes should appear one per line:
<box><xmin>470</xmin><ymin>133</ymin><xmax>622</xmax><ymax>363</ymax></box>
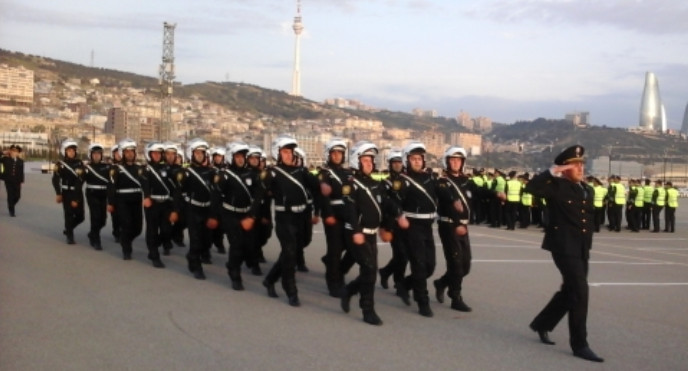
<box><xmin>323</xmin><ymin>217</ymin><xmax>348</xmax><ymax>294</ymax></box>
<box><xmin>593</xmin><ymin>207</ymin><xmax>605</xmax><ymax>232</ymax></box>
<box><xmin>212</xmin><ymin>220</ymin><xmax>225</xmax><ymax>249</ymax></box>
<box><xmin>297</xmin><ymin>211</ymin><xmax>313</xmax><ymax>268</ymax></box>
<box><xmin>117</xmin><ymin>197</ymin><xmax>143</xmax><ymax>255</ymax></box>
<box><xmin>185</xmin><ymin>204</ymin><xmax>212</xmax><ymax>273</ymax></box>
<box><xmin>380</xmin><ymin>226</ymin><xmax>408</xmax><ymax>286</ymax></box>
<box><xmin>265</xmin><ymin>211</ymin><xmax>307</xmax><ymax>297</ymax></box>
<box><xmin>519</xmin><ymin>204</ymin><xmax>530</xmax><ymax>228</ymax></box>
<box><xmin>627</xmin><ymin>205</ymin><xmax>638</xmax><ymax>231</ymax></box>
<box><xmin>642</xmin><ymin>204</ymin><xmax>652</xmax><ymax>229</ymax></box>
<box><xmin>401</xmin><ymin>220</ymin><xmax>435</xmax><ymax>305</ymax></box>
<box><xmin>504</xmin><ymin>201</ymin><xmax>518</xmax><ymax>229</ymax></box>
<box><xmin>530</xmin><ymin>253</ymin><xmax>589</xmax><ymax>351</ymax></box>
<box><xmin>4</xmin><ymin>180</ymin><xmax>20</xmax><ymax>213</ymax></box>
<box><xmin>610</xmin><ymin>204</ymin><xmax>623</xmax><ymax>231</ymax></box>
<box><xmin>345</xmin><ymin>232</ymin><xmax>378</xmax><ymax>312</ymax></box>
<box><xmin>664</xmin><ymin>206</ymin><xmax>675</xmax><ymax>232</ymax></box>
<box><xmin>144</xmin><ymin>200</ymin><xmax>173</xmax><ymax>260</ymax></box>
<box><xmin>253</xmin><ymin>217</ymin><xmax>272</xmax><ymax>262</ymax></box>
<box><xmin>86</xmin><ymin>190</ymin><xmax>107</xmax><ymax>243</ymax></box>
<box><xmin>652</xmin><ymin>205</ymin><xmax>664</xmax><ymax>232</ymax></box>
<box><xmin>61</xmin><ymin>191</ymin><xmax>85</xmax><ymax>237</ymax></box>
<box><xmin>110</xmin><ymin>208</ymin><xmax>121</xmax><ymax>239</ymax></box>
<box><xmin>489</xmin><ymin>196</ymin><xmax>502</xmax><ymax>227</ymax></box>
<box><xmin>436</xmin><ymin>223</ymin><xmax>472</xmax><ymax>300</ymax></box>
<box><xmin>223</xmin><ymin>212</ymin><xmax>256</xmax><ymax>282</ymax></box>
<box><xmin>632</xmin><ymin>205</ymin><xmax>643</xmax><ymax>232</ymax></box>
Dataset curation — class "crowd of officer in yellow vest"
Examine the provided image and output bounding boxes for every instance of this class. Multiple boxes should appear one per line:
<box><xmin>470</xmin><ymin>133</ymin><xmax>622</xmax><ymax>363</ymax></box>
<box><xmin>465</xmin><ymin>168</ymin><xmax>680</xmax><ymax>234</ymax></box>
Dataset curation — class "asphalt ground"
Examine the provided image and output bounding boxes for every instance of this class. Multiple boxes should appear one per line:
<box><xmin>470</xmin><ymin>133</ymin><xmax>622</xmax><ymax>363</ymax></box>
<box><xmin>1</xmin><ymin>173</ymin><xmax>687</xmax><ymax>370</ymax></box>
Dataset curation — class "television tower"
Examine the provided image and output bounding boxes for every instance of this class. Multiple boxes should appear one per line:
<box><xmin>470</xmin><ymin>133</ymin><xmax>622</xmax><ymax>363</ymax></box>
<box><xmin>291</xmin><ymin>0</ymin><xmax>304</xmax><ymax>96</ymax></box>
<box><xmin>159</xmin><ymin>22</ymin><xmax>177</xmax><ymax>141</ymax></box>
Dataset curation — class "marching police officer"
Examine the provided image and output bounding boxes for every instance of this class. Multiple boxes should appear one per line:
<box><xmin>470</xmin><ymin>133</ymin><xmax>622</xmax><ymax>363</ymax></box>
<box><xmin>433</xmin><ymin>146</ymin><xmax>473</xmax><ymax>312</ymax></box>
<box><xmin>52</xmin><ymin>139</ymin><xmax>85</xmax><ymax>244</ymax></box>
<box><xmin>162</xmin><ymin>142</ymin><xmax>184</xmax><ymax>254</ymax></box>
<box><xmin>83</xmin><ymin>143</ymin><xmax>110</xmax><ymax>250</ymax></box>
<box><xmin>294</xmin><ymin>147</ymin><xmax>316</xmax><ymax>273</ymax></box>
<box><xmin>339</xmin><ymin>141</ymin><xmax>403</xmax><ymax>325</ymax></box>
<box><xmin>527</xmin><ymin>145</ymin><xmax>604</xmax><ymax>363</ymax></box>
<box><xmin>211</xmin><ymin>142</ymin><xmax>262</xmax><ymax>290</ymax></box>
<box><xmin>378</xmin><ymin>149</ymin><xmax>408</xmax><ymax>290</ymax></box>
<box><xmin>319</xmin><ymin>138</ymin><xmax>355</xmax><ymax>298</ymax></box>
<box><xmin>390</xmin><ymin>141</ymin><xmax>439</xmax><ymax>317</ymax></box>
<box><xmin>109</xmin><ymin>144</ymin><xmax>122</xmax><ymax>243</ymax></box>
<box><xmin>261</xmin><ymin>135</ymin><xmax>320</xmax><ymax>307</ymax></box>
<box><xmin>247</xmin><ymin>145</ymin><xmax>271</xmax><ymax>267</ymax></box>
<box><xmin>174</xmin><ymin>138</ymin><xmax>218</xmax><ymax>280</ymax></box>
<box><xmin>142</xmin><ymin>142</ymin><xmax>175</xmax><ymax>268</ymax></box>
<box><xmin>1</xmin><ymin>144</ymin><xmax>24</xmax><ymax>217</ymax></box>
<box><xmin>107</xmin><ymin>139</ymin><xmax>144</xmax><ymax>260</ymax></box>
<box><xmin>209</xmin><ymin>147</ymin><xmax>227</xmax><ymax>254</ymax></box>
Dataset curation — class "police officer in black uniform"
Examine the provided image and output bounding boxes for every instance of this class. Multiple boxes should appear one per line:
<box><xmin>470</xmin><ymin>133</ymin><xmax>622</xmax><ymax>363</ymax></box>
<box><xmin>109</xmin><ymin>145</ymin><xmax>122</xmax><ymax>243</ymax></box>
<box><xmin>261</xmin><ymin>135</ymin><xmax>320</xmax><ymax>307</ymax></box>
<box><xmin>211</xmin><ymin>142</ymin><xmax>263</xmax><ymax>290</ymax></box>
<box><xmin>1</xmin><ymin>144</ymin><xmax>24</xmax><ymax>217</ymax></box>
<box><xmin>339</xmin><ymin>141</ymin><xmax>403</xmax><ymax>326</ymax></box>
<box><xmin>142</xmin><ymin>142</ymin><xmax>176</xmax><ymax>268</ymax></box>
<box><xmin>107</xmin><ymin>139</ymin><xmax>144</xmax><ymax>260</ymax></box>
<box><xmin>247</xmin><ymin>145</ymin><xmax>271</xmax><ymax>267</ymax></box>
<box><xmin>378</xmin><ymin>149</ymin><xmax>408</xmax><ymax>290</ymax></box>
<box><xmin>209</xmin><ymin>147</ymin><xmax>227</xmax><ymax>254</ymax></box>
<box><xmin>83</xmin><ymin>143</ymin><xmax>110</xmax><ymax>250</ymax></box>
<box><xmin>391</xmin><ymin>141</ymin><xmax>439</xmax><ymax>317</ymax></box>
<box><xmin>162</xmin><ymin>142</ymin><xmax>183</xmax><ymax>255</ymax></box>
<box><xmin>294</xmin><ymin>147</ymin><xmax>317</xmax><ymax>273</ymax></box>
<box><xmin>174</xmin><ymin>138</ymin><xmax>218</xmax><ymax>280</ymax></box>
<box><xmin>52</xmin><ymin>139</ymin><xmax>85</xmax><ymax>244</ymax></box>
<box><xmin>319</xmin><ymin>138</ymin><xmax>354</xmax><ymax>298</ymax></box>
<box><xmin>527</xmin><ymin>145</ymin><xmax>604</xmax><ymax>363</ymax></box>
<box><xmin>433</xmin><ymin>146</ymin><xmax>473</xmax><ymax>312</ymax></box>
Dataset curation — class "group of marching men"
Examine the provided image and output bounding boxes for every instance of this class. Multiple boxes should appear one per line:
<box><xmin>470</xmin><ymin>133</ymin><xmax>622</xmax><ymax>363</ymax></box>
<box><xmin>52</xmin><ymin>135</ymin><xmax>474</xmax><ymax>325</ymax></box>
<box><xmin>466</xmin><ymin>169</ymin><xmax>680</xmax><ymax>234</ymax></box>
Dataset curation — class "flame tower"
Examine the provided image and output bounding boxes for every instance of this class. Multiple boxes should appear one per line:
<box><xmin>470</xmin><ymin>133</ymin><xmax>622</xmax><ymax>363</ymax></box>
<box><xmin>159</xmin><ymin>22</ymin><xmax>177</xmax><ymax>141</ymax></box>
<box><xmin>291</xmin><ymin>0</ymin><xmax>304</xmax><ymax>96</ymax></box>
<box><xmin>639</xmin><ymin>72</ymin><xmax>663</xmax><ymax>132</ymax></box>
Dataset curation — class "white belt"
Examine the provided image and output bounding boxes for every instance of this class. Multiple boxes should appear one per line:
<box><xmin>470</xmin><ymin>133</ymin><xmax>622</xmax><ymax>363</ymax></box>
<box><xmin>188</xmin><ymin>199</ymin><xmax>210</xmax><ymax>207</ymax></box>
<box><xmin>362</xmin><ymin>227</ymin><xmax>379</xmax><ymax>235</ymax></box>
<box><xmin>117</xmin><ymin>188</ymin><xmax>141</xmax><ymax>194</ymax></box>
<box><xmin>438</xmin><ymin>216</ymin><xmax>454</xmax><ymax>223</ymax></box>
<box><xmin>61</xmin><ymin>185</ymin><xmax>77</xmax><ymax>190</ymax></box>
<box><xmin>275</xmin><ymin>204</ymin><xmax>307</xmax><ymax>213</ymax></box>
<box><xmin>223</xmin><ymin>202</ymin><xmax>250</xmax><ymax>213</ymax></box>
<box><xmin>86</xmin><ymin>184</ymin><xmax>107</xmax><ymax>190</ymax></box>
<box><xmin>151</xmin><ymin>195</ymin><xmax>172</xmax><ymax>201</ymax></box>
<box><xmin>330</xmin><ymin>199</ymin><xmax>344</xmax><ymax>205</ymax></box>
<box><xmin>404</xmin><ymin>212</ymin><xmax>437</xmax><ymax>220</ymax></box>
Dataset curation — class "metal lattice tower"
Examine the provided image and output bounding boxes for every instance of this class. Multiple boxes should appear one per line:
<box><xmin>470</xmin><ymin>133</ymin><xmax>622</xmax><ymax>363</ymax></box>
<box><xmin>291</xmin><ymin>0</ymin><xmax>304</xmax><ymax>96</ymax></box>
<box><xmin>159</xmin><ymin>22</ymin><xmax>177</xmax><ymax>141</ymax></box>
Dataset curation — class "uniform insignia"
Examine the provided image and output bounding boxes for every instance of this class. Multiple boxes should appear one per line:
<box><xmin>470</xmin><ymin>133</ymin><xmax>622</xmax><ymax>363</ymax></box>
<box><xmin>245</xmin><ymin>178</ymin><xmax>252</xmax><ymax>186</ymax></box>
<box><xmin>439</xmin><ymin>182</ymin><xmax>447</xmax><ymax>188</ymax></box>
<box><xmin>342</xmin><ymin>185</ymin><xmax>351</xmax><ymax>195</ymax></box>
<box><xmin>393</xmin><ymin>180</ymin><xmax>402</xmax><ymax>191</ymax></box>
<box><xmin>138</xmin><ymin>168</ymin><xmax>144</xmax><ymax>176</ymax></box>
<box><xmin>260</xmin><ymin>170</ymin><xmax>268</xmax><ymax>180</ymax></box>
<box><xmin>76</xmin><ymin>168</ymin><xmax>83</xmax><ymax>176</ymax></box>
<box><xmin>177</xmin><ymin>172</ymin><xmax>185</xmax><ymax>182</ymax></box>
<box><xmin>214</xmin><ymin>174</ymin><xmax>221</xmax><ymax>184</ymax></box>
<box><xmin>109</xmin><ymin>169</ymin><xmax>116</xmax><ymax>178</ymax></box>
<box><xmin>318</xmin><ymin>173</ymin><xmax>324</xmax><ymax>181</ymax></box>
<box><xmin>161</xmin><ymin>170</ymin><xmax>167</xmax><ymax>177</ymax></box>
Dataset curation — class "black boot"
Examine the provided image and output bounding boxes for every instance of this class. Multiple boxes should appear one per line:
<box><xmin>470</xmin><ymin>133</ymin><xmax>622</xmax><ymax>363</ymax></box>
<box><xmin>231</xmin><ymin>280</ymin><xmax>244</xmax><ymax>291</ymax></box>
<box><xmin>418</xmin><ymin>301</ymin><xmax>433</xmax><ymax>317</ymax></box>
<box><xmin>450</xmin><ymin>296</ymin><xmax>472</xmax><ymax>312</ymax></box>
<box><xmin>263</xmin><ymin>280</ymin><xmax>278</xmax><ymax>298</ymax></box>
<box><xmin>363</xmin><ymin>310</ymin><xmax>383</xmax><ymax>326</ymax></box>
<box><xmin>151</xmin><ymin>258</ymin><xmax>166</xmax><ymax>269</ymax></box>
<box><xmin>395</xmin><ymin>282</ymin><xmax>411</xmax><ymax>306</ymax></box>
<box><xmin>433</xmin><ymin>279</ymin><xmax>446</xmax><ymax>304</ymax></box>
<box><xmin>379</xmin><ymin>267</ymin><xmax>391</xmax><ymax>289</ymax></box>
<box><xmin>340</xmin><ymin>286</ymin><xmax>352</xmax><ymax>313</ymax></box>
<box><xmin>288</xmin><ymin>295</ymin><xmax>301</xmax><ymax>307</ymax></box>
<box><xmin>65</xmin><ymin>230</ymin><xmax>76</xmax><ymax>245</ymax></box>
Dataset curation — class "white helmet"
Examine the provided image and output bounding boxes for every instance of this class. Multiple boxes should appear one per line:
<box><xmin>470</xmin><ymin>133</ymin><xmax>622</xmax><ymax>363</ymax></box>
<box><xmin>324</xmin><ymin>137</ymin><xmax>347</xmax><ymax>163</ymax></box>
<box><xmin>209</xmin><ymin>147</ymin><xmax>226</xmax><ymax>158</ymax></box>
<box><xmin>118</xmin><ymin>138</ymin><xmax>137</xmax><ymax>159</ymax></box>
<box><xmin>294</xmin><ymin>147</ymin><xmax>307</xmax><ymax>167</ymax></box>
<box><xmin>186</xmin><ymin>138</ymin><xmax>209</xmax><ymax>163</ymax></box>
<box><xmin>163</xmin><ymin>141</ymin><xmax>178</xmax><ymax>153</ymax></box>
<box><xmin>402</xmin><ymin>141</ymin><xmax>426</xmax><ymax>168</ymax></box>
<box><xmin>349</xmin><ymin>141</ymin><xmax>378</xmax><ymax>170</ymax></box>
<box><xmin>271</xmin><ymin>134</ymin><xmax>298</xmax><ymax>162</ymax></box>
<box><xmin>386</xmin><ymin>148</ymin><xmax>403</xmax><ymax>163</ymax></box>
<box><xmin>144</xmin><ymin>142</ymin><xmax>165</xmax><ymax>162</ymax></box>
<box><xmin>247</xmin><ymin>145</ymin><xmax>263</xmax><ymax>159</ymax></box>
<box><xmin>111</xmin><ymin>144</ymin><xmax>119</xmax><ymax>154</ymax></box>
<box><xmin>88</xmin><ymin>143</ymin><xmax>104</xmax><ymax>159</ymax></box>
<box><xmin>60</xmin><ymin>138</ymin><xmax>78</xmax><ymax>158</ymax></box>
<box><xmin>226</xmin><ymin>141</ymin><xmax>250</xmax><ymax>166</ymax></box>
<box><xmin>441</xmin><ymin>145</ymin><xmax>467</xmax><ymax>172</ymax></box>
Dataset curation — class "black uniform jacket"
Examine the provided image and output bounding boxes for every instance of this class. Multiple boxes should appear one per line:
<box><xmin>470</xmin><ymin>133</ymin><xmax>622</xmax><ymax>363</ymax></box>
<box><xmin>525</xmin><ymin>170</ymin><xmax>595</xmax><ymax>259</ymax></box>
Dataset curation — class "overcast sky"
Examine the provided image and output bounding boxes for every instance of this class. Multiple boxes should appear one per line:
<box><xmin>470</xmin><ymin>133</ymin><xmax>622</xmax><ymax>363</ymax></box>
<box><xmin>2</xmin><ymin>0</ymin><xmax>687</xmax><ymax>128</ymax></box>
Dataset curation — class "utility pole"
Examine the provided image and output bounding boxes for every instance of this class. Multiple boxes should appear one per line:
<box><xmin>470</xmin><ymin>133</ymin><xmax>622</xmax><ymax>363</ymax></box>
<box><xmin>159</xmin><ymin>22</ymin><xmax>176</xmax><ymax>141</ymax></box>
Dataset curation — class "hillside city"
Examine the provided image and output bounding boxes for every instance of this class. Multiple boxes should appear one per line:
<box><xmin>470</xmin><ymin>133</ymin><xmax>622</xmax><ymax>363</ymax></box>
<box><xmin>1</xmin><ymin>50</ymin><xmax>687</xmax><ymax>185</ymax></box>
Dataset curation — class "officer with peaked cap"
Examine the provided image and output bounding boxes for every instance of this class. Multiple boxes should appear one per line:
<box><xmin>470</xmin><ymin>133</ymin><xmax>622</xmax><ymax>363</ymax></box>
<box><xmin>526</xmin><ymin>145</ymin><xmax>604</xmax><ymax>363</ymax></box>
<box><xmin>1</xmin><ymin>144</ymin><xmax>24</xmax><ymax>216</ymax></box>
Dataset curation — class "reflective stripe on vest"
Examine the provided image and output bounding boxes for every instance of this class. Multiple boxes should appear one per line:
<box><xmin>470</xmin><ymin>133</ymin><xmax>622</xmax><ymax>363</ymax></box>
<box><xmin>656</xmin><ymin>187</ymin><xmax>666</xmax><ymax>206</ymax></box>
<box><xmin>666</xmin><ymin>188</ymin><xmax>679</xmax><ymax>208</ymax></box>
<box><xmin>506</xmin><ymin>179</ymin><xmax>521</xmax><ymax>202</ymax></box>
<box><xmin>593</xmin><ymin>185</ymin><xmax>607</xmax><ymax>208</ymax></box>
<box><xmin>614</xmin><ymin>183</ymin><xmax>626</xmax><ymax>205</ymax></box>
<box><xmin>643</xmin><ymin>185</ymin><xmax>654</xmax><ymax>203</ymax></box>
<box><xmin>634</xmin><ymin>186</ymin><xmax>644</xmax><ymax>207</ymax></box>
